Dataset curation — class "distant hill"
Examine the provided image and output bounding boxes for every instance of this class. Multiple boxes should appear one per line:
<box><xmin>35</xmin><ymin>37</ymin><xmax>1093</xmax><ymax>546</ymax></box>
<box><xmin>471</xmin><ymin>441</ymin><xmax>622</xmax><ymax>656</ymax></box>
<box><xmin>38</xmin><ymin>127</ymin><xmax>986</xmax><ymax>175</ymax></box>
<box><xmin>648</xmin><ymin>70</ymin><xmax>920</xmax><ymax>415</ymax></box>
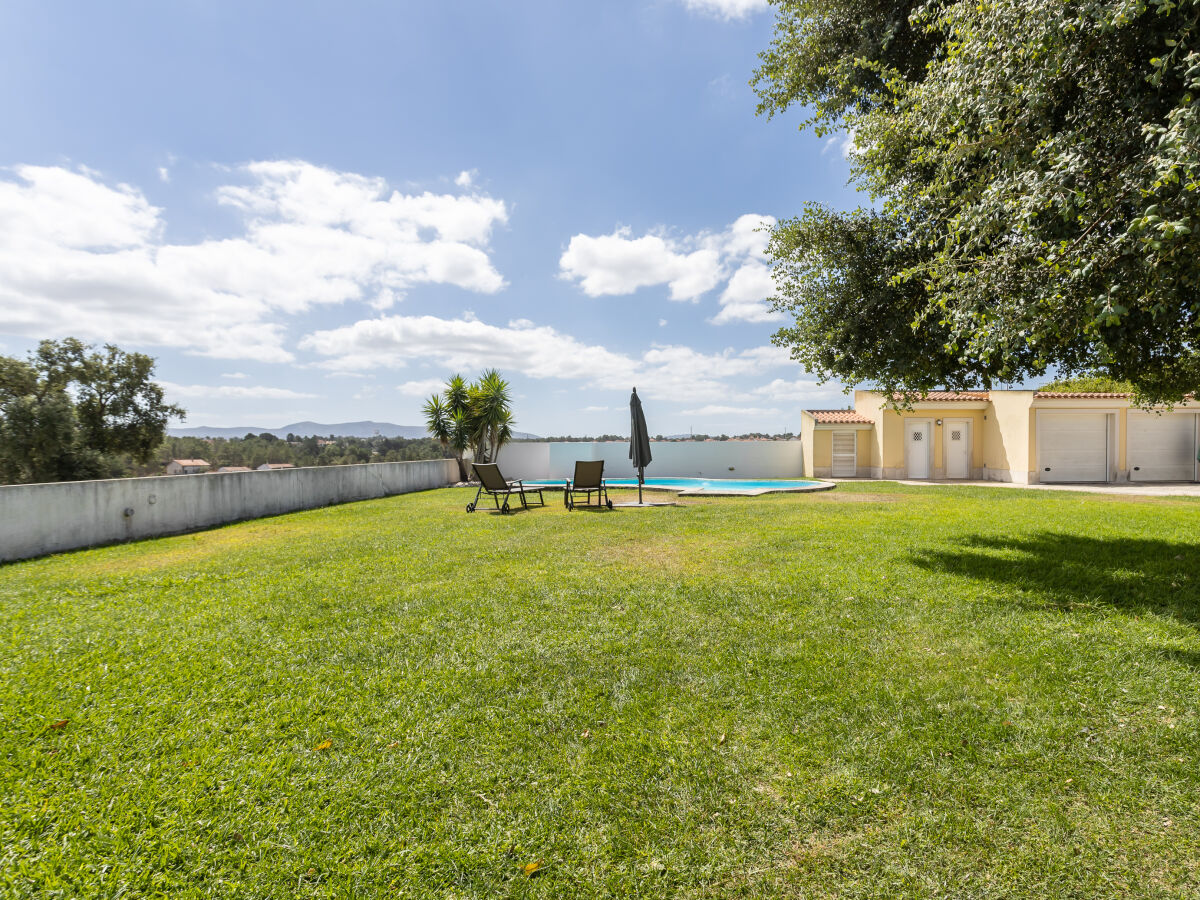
<box><xmin>169</xmin><ymin>420</ymin><xmax>540</xmax><ymax>440</ymax></box>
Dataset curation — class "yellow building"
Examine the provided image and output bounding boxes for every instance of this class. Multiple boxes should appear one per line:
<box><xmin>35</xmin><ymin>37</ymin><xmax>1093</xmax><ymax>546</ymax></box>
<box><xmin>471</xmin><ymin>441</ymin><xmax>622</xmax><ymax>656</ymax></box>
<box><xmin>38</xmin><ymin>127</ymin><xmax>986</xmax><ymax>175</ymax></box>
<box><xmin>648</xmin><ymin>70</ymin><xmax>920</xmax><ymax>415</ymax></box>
<box><xmin>801</xmin><ymin>390</ymin><xmax>1199</xmax><ymax>484</ymax></box>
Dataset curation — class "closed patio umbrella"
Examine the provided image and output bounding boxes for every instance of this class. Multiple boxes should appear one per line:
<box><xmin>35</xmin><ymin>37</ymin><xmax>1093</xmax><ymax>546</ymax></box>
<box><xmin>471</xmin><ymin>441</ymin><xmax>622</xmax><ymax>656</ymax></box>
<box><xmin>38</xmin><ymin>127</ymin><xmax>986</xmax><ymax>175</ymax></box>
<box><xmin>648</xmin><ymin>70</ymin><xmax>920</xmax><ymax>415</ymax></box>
<box><xmin>629</xmin><ymin>387</ymin><xmax>652</xmax><ymax>505</ymax></box>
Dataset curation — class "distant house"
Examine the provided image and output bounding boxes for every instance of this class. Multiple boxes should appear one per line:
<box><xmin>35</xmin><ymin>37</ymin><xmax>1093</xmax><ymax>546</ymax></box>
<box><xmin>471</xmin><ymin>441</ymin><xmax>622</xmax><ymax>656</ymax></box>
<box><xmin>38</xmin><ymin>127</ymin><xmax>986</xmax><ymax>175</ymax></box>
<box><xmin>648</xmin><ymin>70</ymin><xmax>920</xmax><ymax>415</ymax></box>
<box><xmin>216</xmin><ymin>466</ymin><xmax>254</xmax><ymax>473</ymax></box>
<box><xmin>257</xmin><ymin>463</ymin><xmax>296</xmax><ymax>471</ymax></box>
<box><xmin>801</xmin><ymin>389</ymin><xmax>1199</xmax><ymax>483</ymax></box>
<box><xmin>166</xmin><ymin>459</ymin><xmax>210</xmax><ymax>475</ymax></box>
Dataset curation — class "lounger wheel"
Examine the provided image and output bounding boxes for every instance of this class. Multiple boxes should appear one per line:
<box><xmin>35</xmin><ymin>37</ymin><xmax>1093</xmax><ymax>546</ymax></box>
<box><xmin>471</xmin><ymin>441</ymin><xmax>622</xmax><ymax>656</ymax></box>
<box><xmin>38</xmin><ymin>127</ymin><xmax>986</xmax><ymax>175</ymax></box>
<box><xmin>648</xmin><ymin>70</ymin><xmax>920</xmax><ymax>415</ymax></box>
<box><xmin>606</xmin><ymin>499</ymin><xmax>613</xmax><ymax>509</ymax></box>
<box><xmin>466</xmin><ymin>502</ymin><xmax>476</xmax><ymax>512</ymax></box>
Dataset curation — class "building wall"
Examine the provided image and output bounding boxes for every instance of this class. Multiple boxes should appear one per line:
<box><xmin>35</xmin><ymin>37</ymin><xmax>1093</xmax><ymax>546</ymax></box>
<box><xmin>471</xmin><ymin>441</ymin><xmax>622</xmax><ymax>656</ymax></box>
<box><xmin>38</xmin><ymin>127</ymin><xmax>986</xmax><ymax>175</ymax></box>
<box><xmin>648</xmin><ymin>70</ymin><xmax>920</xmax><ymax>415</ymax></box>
<box><xmin>799</xmin><ymin>415</ymin><xmax>817</xmax><ymax>477</ymax></box>
<box><xmin>802</xmin><ymin>427</ymin><xmax>874</xmax><ymax>478</ymax></box>
<box><xmin>496</xmin><ymin>440</ymin><xmax>805</xmax><ymax>481</ymax></box>
<box><xmin>854</xmin><ymin>392</ymin><xmax>887</xmax><ymax>474</ymax></box>
<box><xmin>811</xmin><ymin>431</ymin><xmax>832</xmax><ymax>473</ymax></box>
<box><xmin>876</xmin><ymin>409</ymin><xmax>987</xmax><ymax>478</ymax></box>
<box><xmin>987</xmin><ymin>392</ymin><xmax>1036</xmax><ymax>483</ymax></box>
<box><xmin>0</xmin><ymin>458</ymin><xmax>459</xmax><ymax>563</ymax></box>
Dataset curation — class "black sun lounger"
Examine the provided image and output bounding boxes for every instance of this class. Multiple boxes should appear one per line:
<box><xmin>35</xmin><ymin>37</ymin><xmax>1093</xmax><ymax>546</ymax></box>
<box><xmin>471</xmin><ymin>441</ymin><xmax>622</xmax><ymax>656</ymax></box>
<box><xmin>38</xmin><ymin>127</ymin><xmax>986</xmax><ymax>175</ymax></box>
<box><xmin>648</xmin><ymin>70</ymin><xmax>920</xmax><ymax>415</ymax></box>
<box><xmin>467</xmin><ymin>463</ymin><xmax>546</xmax><ymax>514</ymax></box>
<box><xmin>564</xmin><ymin>459</ymin><xmax>612</xmax><ymax>510</ymax></box>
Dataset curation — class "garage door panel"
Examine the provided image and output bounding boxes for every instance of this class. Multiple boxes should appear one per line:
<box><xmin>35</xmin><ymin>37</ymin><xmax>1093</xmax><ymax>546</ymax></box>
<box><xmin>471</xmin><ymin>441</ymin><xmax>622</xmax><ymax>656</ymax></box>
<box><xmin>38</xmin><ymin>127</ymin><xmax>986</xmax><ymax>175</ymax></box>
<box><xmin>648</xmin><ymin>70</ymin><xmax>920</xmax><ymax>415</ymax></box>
<box><xmin>1129</xmin><ymin>413</ymin><xmax>1197</xmax><ymax>482</ymax></box>
<box><xmin>831</xmin><ymin>431</ymin><xmax>857</xmax><ymax>478</ymax></box>
<box><xmin>1039</xmin><ymin>413</ymin><xmax>1109</xmax><ymax>482</ymax></box>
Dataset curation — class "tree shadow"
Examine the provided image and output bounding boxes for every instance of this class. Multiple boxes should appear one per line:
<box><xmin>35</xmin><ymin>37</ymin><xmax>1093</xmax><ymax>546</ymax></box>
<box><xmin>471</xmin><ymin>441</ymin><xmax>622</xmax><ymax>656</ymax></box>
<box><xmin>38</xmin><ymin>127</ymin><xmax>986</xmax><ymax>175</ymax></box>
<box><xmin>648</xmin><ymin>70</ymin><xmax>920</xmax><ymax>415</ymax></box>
<box><xmin>909</xmin><ymin>532</ymin><xmax>1200</xmax><ymax>627</ymax></box>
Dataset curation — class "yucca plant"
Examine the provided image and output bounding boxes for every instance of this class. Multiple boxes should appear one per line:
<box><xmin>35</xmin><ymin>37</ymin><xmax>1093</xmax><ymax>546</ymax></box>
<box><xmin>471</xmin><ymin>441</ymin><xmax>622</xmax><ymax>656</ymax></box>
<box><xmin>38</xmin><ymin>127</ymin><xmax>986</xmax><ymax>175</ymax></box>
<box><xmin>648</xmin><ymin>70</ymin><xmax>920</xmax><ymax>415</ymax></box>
<box><xmin>422</xmin><ymin>370</ymin><xmax>515</xmax><ymax>478</ymax></box>
<box><xmin>468</xmin><ymin>369</ymin><xmax>513</xmax><ymax>465</ymax></box>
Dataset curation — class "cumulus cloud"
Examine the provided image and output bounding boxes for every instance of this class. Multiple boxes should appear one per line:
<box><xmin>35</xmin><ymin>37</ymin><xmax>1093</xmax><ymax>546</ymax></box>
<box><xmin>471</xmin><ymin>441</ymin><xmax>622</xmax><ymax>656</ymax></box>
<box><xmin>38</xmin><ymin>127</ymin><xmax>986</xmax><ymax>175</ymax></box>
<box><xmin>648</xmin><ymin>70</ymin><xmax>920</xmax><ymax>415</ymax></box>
<box><xmin>395</xmin><ymin>377</ymin><xmax>450</xmax><ymax>397</ymax></box>
<box><xmin>678</xmin><ymin>0</ymin><xmax>770</xmax><ymax>21</ymax></box>
<box><xmin>711</xmin><ymin>261</ymin><xmax>781</xmax><ymax>324</ymax></box>
<box><xmin>299</xmin><ymin>313</ymin><xmax>792</xmax><ymax>404</ymax></box>
<box><xmin>455</xmin><ymin>169</ymin><xmax>477</xmax><ymax>188</ymax></box>
<box><xmin>559</xmin><ymin>228</ymin><xmax>722</xmax><ymax>301</ymax></box>
<box><xmin>0</xmin><ymin>161</ymin><xmax>509</xmax><ymax>362</ymax></box>
<box><xmin>560</xmin><ymin>213</ymin><xmax>779</xmax><ymax>322</ymax></box>
<box><xmin>158</xmin><ymin>381</ymin><xmax>319</xmax><ymax>400</ymax></box>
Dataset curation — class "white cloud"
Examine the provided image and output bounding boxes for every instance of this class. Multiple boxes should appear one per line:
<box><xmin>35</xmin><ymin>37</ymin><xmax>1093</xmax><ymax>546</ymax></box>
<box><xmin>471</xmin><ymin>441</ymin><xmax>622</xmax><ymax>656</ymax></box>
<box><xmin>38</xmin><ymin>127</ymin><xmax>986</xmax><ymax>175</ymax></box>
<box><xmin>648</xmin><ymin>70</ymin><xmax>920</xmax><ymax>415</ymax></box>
<box><xmin>0</xmin><ymin>161</ymin><xmax>509</xmax><ymax>362</ymax></box>
<box><xmin>583</xmin><ymin>405</ymin><xmax>610</xmax><ymax>412</ymax></box>
<box><xmin>658</xmin><ymin>318</ymin><xmax>668</xmax><ymax>327</ymax></box>
<box><xmin>560</xmin><ymin>214</ymin><xmax>777</xmax><ymax>320</ymax></box>
<box><xmin>822</xmin><ymin>128</ymin><xmax>859</xmax><ymax>160</ymax></box>
<box><xmin>299</xmin><ymin>313</ymin><xmax>793</xmax><ymax>403</ymax></box>
<box><xmin>157</xmin><ymin>166</ymin><xmax>171</xmax><ymax>183</ymax></box>
<box><xmin>395</xmin><ymin>377</ymin><xmax>449</xmax><ymax>397</ymax></box>
<box><xmin>559</xmin><ymin>227</ymin><xmax>722</xmax><ymax>301</ymax></box>
<box><xmin>678</xmin><ymin>0</ymin><xmax>770</xmax><ymax>21</ymax></box>
<box><xmin>455</xmin><ymin>169</ymin><xmax>477</xmax><ymax>188</ymax></box>
<box><xmin>711</xmin><ymin>261</ymin><xmax>781</xmax><ymax>324</ymax></box>
<box><xmin>221</xmin><ymin>372</ymin><xmax>248</xmax><ymax>379</ymax></box>
<box><xmin>159</xmin><ymin>381</ymin><xmax>319</xmax><ymax>400</ymax></box>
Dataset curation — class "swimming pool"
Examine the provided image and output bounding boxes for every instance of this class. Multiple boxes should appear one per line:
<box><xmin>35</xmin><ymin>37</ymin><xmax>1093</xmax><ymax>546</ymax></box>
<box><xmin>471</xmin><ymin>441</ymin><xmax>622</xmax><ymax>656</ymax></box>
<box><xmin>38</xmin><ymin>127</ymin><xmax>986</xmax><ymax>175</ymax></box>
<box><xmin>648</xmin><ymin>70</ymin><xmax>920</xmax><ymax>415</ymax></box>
<box><xmin>525</xmin><ymin>476</ymin><xmax>833</xmax><ymax>495</ymax></box>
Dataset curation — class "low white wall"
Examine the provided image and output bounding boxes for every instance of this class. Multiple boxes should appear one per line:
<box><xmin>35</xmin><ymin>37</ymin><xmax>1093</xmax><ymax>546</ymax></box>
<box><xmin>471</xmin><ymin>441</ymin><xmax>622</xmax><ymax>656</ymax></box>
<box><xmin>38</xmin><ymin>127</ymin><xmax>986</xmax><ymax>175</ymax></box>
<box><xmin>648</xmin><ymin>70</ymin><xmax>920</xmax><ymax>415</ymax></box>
<box><xmin>0</xmin><ymin>458</ymin><xmax>458</xmax><ymax>563</ymax></box>
<box><xmin>498</xmin><ymin>440</ymin><xmax>804</xmax><ymax>481</ymax></box>
<box><xmin>492</xmin><ymin>442</ymin><xmax>550</xmax><ymax>481</ymax></box>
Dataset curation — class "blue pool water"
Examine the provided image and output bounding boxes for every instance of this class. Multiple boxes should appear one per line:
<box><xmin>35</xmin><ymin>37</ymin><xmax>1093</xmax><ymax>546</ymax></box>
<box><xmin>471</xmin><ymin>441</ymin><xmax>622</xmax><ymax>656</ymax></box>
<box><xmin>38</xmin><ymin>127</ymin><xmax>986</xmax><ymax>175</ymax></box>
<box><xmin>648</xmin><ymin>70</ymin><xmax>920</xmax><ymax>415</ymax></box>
<box><xmin>525</xmin><ymin>476</ymin><xmax>827</xmax><ymax>493</ymax></box>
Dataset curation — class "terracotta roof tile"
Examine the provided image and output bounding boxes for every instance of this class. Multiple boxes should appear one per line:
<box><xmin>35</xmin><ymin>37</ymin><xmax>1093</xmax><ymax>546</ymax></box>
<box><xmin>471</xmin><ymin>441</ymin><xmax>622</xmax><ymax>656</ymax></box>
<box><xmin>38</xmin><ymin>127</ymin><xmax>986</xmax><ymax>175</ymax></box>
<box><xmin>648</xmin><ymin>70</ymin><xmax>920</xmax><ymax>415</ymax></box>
<box><xmin>892</xmin><ymin>391</ymin><xmax>990</xmax><ymax>401</ymax></box>
<box><xmin>807</xmin><ymin>410</ymin><xmax>874</xmax><ymax>424</ymax></box>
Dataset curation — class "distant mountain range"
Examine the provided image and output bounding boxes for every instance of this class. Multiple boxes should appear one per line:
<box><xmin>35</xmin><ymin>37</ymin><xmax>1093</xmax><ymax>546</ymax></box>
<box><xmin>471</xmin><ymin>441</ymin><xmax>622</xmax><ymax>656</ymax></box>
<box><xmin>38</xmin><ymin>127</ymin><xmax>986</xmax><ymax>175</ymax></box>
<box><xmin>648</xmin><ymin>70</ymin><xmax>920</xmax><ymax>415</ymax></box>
<box><xmin>169</xmin><ymin>420</ymin><xmax>541</xmax><ymax>440</ymax></box>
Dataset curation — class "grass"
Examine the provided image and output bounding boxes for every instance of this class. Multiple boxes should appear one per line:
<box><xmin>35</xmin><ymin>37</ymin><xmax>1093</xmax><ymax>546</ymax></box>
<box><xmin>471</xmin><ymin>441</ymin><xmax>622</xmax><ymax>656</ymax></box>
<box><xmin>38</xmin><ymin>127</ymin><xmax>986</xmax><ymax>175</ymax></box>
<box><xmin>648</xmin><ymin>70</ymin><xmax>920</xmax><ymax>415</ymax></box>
<box><xmin>2</xmin><ymin>482</ymin><xmax>1200</xmax><ymax>898</ymax></box>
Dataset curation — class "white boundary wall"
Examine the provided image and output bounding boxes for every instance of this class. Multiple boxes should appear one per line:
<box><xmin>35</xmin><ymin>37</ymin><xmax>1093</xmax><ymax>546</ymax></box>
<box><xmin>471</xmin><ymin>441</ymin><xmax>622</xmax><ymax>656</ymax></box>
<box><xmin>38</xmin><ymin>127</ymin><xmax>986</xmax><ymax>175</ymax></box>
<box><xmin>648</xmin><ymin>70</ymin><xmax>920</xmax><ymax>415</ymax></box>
<box><xmin>497</xmin><ymin>440</ymin><xmax>803</xmax><ymax>481</ymax></box>
<box><xmin>1</xmin><ymin>458</ymin><xmax>458</xmax><ymax>563</ymax></box>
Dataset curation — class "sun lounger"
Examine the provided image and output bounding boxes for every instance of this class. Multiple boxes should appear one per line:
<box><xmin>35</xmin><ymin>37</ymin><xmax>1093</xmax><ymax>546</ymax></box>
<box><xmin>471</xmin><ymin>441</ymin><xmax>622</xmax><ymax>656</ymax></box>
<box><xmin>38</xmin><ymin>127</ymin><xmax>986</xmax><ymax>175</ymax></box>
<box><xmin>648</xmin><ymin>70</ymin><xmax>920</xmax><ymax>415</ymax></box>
<box><xmin>467</xmin><ymin>463</ymin><xmax>545</xmax><ymax>514</ymax></box>
<box><xmin>564</xmin><ymin>459</ymin><xmax>612</xmax><ymax>510</ymax></box>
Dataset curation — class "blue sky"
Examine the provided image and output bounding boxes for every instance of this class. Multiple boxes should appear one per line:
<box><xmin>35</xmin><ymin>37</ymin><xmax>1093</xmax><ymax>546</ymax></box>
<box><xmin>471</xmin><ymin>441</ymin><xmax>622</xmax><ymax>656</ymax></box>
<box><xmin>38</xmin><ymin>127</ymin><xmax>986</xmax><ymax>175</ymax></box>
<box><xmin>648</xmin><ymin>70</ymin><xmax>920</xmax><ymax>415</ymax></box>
<box><xmin>0</xmin><ymin>0</ymin><xmax>862</xmax><ymax>436</ymax></box>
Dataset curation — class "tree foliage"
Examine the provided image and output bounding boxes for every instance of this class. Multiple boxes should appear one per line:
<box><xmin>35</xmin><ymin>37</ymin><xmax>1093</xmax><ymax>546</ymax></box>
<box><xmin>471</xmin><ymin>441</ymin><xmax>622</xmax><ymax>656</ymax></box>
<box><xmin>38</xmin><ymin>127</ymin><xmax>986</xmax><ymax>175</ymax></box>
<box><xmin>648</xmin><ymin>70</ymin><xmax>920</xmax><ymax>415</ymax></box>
<box><xmin>156</xmin><ymin>434</ymin><xmax>448</xmax><ymax>472</ymax></box>
<box><xmin>0</xmin><ymin>339</ymin><xmax>184</xmax><ymax>484</ymax></box>
<box><xmin>423</xmin><ymin>370</ymin><xmax>516</xmax><ymax>479</ymax></box>
<box><xmin>756</xmin><ymin>0</ymin><xmax>1200</xmax><ymax>403</ymax></box>
<box><xmin>1039</xmin><ymin>373</ymin><xmax>1137</xmax><ymax>393</ymax></box>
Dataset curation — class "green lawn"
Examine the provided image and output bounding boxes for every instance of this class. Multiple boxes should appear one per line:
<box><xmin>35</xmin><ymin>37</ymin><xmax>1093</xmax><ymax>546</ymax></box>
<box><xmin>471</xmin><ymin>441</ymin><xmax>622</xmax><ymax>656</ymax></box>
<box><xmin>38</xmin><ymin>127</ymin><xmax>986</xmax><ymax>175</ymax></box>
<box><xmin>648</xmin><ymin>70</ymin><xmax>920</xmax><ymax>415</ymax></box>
<box><xmin>3</xmin><ymin>483</ymin><xmax>1199</xmax><ymax>898</ymax></box>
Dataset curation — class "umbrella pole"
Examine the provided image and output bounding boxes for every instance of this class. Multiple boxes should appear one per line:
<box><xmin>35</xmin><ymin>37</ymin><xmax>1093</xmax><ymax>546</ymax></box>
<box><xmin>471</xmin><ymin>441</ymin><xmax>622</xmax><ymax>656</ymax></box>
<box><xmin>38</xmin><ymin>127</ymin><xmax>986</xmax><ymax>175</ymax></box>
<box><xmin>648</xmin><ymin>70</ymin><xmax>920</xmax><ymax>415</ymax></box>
<box><xmin>638</xmin><ymin>466</ymin><xmax>643</xmax><ymax>504</ymax></box>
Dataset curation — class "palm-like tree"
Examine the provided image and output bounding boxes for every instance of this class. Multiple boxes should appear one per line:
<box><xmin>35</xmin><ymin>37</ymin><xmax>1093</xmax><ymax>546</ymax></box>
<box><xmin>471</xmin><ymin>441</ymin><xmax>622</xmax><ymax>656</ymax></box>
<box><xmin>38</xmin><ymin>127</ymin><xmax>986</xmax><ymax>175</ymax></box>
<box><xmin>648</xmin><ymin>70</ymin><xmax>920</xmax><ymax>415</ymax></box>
<box><xmin>468</xmin><ymin>369</ymin><xmax>513</xmax><ymax>464</ymax></box>
<box><xmin>422</xmin><ymin>370</ymin><xmax>515</xmax><ymax>477</ymax></box>
<box><xmin>424</xmin><ymin>391</ymin><xmax>470</xmax><ymax>482</ymax></box>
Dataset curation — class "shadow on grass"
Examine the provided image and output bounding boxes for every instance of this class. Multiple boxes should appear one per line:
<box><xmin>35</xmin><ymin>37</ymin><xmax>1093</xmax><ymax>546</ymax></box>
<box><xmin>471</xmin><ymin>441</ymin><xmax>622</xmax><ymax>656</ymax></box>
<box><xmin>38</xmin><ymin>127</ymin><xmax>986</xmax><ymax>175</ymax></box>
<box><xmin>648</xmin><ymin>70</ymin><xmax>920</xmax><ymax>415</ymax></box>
<box><xmin>910</xmin><ymin>532</ymin><xmax>1200</xmax><ymax>626</ymax></box>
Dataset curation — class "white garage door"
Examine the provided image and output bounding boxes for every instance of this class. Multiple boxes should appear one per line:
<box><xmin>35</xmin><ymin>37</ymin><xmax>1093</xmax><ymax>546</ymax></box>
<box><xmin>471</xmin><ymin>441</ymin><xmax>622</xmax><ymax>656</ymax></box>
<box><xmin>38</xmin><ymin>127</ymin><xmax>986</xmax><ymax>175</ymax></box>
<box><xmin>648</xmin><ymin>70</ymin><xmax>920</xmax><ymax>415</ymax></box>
<box><xmin>1128</xmin><ymin>413</ymin><xmax>1198</xmax><ymax>482</ymax></box>
<box><xmin>831</xmin><ymin>431</ymin><xmax>857</xmax><ymax>477</ymax></box>
<box><xmin>1039</xmin><ymin>412</ymin><xmax>1110</xmax><ymax>482</ymax></box>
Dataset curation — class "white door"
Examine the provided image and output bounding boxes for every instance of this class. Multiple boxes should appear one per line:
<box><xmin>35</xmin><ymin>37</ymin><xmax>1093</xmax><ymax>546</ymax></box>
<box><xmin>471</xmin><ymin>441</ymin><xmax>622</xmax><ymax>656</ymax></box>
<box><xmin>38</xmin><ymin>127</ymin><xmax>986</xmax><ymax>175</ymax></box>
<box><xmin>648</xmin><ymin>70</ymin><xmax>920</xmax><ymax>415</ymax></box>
<box><xmin>905</xmin><ymin>419</ymin><xmax>932</xmax><ymax>479</ymax></box>
<box><xmin>1128</xmin><ymin>412</ymin><xmax>1198</xmax><ymax>481</ymax></box>
<box><xmin>831</xmin><ymin>431</ymin><xmax>857</xmax><ymax>477</ymax></box>
<box><xmin>1039</xmin><ymin>412</ymin><xmax>1110</xmax><ymax>482</ymax></box>
<box><xmin>944</xmin><ymin>420</ymin><xmax>971</xmax><ymax>479</ymax></box>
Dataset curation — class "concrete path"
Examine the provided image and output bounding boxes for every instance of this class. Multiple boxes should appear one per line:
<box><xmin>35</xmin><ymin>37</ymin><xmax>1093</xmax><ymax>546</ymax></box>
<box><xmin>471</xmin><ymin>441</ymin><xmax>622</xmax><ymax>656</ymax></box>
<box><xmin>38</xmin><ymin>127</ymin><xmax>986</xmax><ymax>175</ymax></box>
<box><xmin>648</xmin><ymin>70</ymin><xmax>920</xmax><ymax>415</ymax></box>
<box><xmin>850</xmin><ymin>479</ymin><xmax>1200</xmax><ymax>498</ymax></box>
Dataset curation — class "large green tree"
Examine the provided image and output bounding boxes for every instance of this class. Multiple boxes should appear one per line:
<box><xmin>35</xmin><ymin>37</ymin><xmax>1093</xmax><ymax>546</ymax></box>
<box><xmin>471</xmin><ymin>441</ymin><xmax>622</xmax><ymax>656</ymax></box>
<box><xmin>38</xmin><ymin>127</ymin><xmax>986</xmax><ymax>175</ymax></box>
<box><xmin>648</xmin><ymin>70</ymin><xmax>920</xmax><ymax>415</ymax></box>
<box><xmin>0</xmin><ymin>339</ymin><xmax>185</xmax><ymax>484</ymax></box>
<box><xmin>755</xmin><ymin>0</ymin><xmax>1200</xmax><ymax>403</ymax></box>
